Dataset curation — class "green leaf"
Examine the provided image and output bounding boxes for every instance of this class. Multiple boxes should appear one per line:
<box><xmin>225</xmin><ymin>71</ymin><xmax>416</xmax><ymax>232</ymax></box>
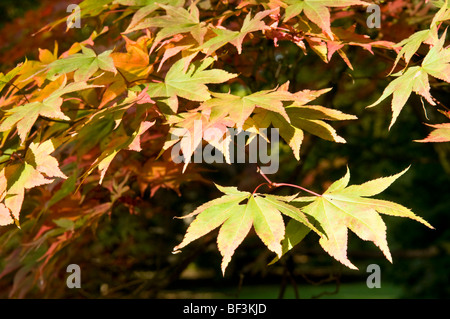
<box><xmin>369</xmin><ymin>31</ymin><xmax>450</xmax><ymax>129</ymax></box>
<box><xmin>284</xmin><ymin>0</ymin><xmax>369</xmax><ymax>39</ymax></box>
<box><xmin>173</xmin><ymin>185</ymin><xmax>320</xmax><ymax>274</ymax></box>
<box><xmin>147</xmin><ymin>56</ymin><xmax>236</xmax><ymax>113</ymax></box>
<box><xmin>199</xmin><ymin>9</ymin><xmax>274</xmax><ymax>55</ymax></box>
<box><xmin>125</xmin><ymin>2</ymin><xmax>206</xmax><ymax>50</ymax></box>
<box><xmin>202</xmin><ymin>88</ymin><xmax>293</xmax><ymax>129</ymax></box>
<box><xmin>292</xmin><ymin>167</ymin><xmax>433</xmax><ymax>269</ymax></box>
<box><xmin>269</xmin><ymin>219</ymin><xmax>312</xmax><ymax>265</ymax></box>
<box><xmin>0</xmin><ymin>62</ymin><xmax>24</xmax><ymax>93</ymax></box>
<box><xmin>251</xmin><ymin>88</ymin><xmax>356</xmax><ymax>160</ymax></box>
<box><xmin>47</xmin><ymin>46</ymin><xmax>117</xmax><ymax>82</ymax></box>
<box><xmin>0</xmin><ymin>80</ymin><xmax>99</xmax><ymax>143</ymax></box>
<box><xmin>0</xmin><ymin>139</ymin><xmax>67</xmax><ymax>223</ymax></box>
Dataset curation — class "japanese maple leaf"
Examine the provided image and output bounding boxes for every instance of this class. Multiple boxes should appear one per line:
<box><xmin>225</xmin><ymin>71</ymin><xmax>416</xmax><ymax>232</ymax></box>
<box><xmin>115</xmin><ymin>0</ymin><xmax>184</xmax><ymax>34</ymax></box>
<box><xmin>0</xmin><ymin>139</ymin><xmax>67</xmax><ymax>224</ymax></box>
<box><xmin>0</xmin><ymin>62</ymin><xmax>24</xmax><ymax>93</ymax></box>
<box><xmin>173</xmin><ymin>185</ymin><xmax>321</xmax><ymax>274</ymax></box>
<box><xmin>251</xmin><ymin>88</ymin><xmax>357</xmax><ymax>160</ymax></box>
<box><xmin>390</xmin><ymin>0</ymin><xmax>450</xmax><ymax>71</ymax></box>
<box><xmin>146</xmin><ymin>57</ymin><xmax>236</xmax><ymax>113</ymax></box>
<box><xmin>88</xmin><ymin>120</ymin><xmax>155</xmax><ymax>184</ymax></box>
<box><xmin>367</xmin><ymin>32</ymin><xmax>450</xmax><ymax>129</ymax></box>
<box><xmin>46</xmin><ymin>45</ymin><xmax>117</xmax><ymax>82</ymax></box>
<box><xmin>201</xmin><ymin>88</ymin><xmax>294</xmax><ymax>129</ymax></box>
<box><xmin>124</xmin><ymin>2</ymin><xmax>207</xmax><ymax>52</ymax></box>
<box><xmin>0</xmin><ymin>203</ymin><xmax>13</xmax><ymax>226</ymax></box>
<box><xmin>0</xmin><ymin>80</ymin><xmax>99</xmax><ymax>143</ymax></box>
<box><xmin>415</xmin><ymin>123</ymin><xmax>450</xmax><ymax>143</ymax></box>
<box><xmin>292</xmin><ymin>167</ymin><xmax>433</xmax><ymax>269</ymax></box>
<box><xmin>283</xmin><ymin>0</ymin><xmax>369</xmax><ymax>39</ymax></box>
<box><xmin>135</xmin><ymin>159</ymin><xmax>208</xmax><ymax>197</ymax></box>
<box><xmin>199</xmin><ymin>9</ymin><xmax>275</xmax><ymax>55</ymax></box>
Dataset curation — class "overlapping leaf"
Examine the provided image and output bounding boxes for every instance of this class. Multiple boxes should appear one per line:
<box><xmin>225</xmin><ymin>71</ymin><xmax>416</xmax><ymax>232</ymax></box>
<box><xmin>146</xmin><ymin>56</ymin><xmax>236</xmax><ymax>113</ymax></box>
<box><xmin>0</xmin><ymin>139</ymin><xmax>67</xmax><ymax>225</ymax></box>
<box><xmin>46</xmin><ymin>46</ymin><xmax>117</xmax><ymax>82</ymax></box>
<box><xmin>124</xmin><ymin>2</ymin><xmax>207</xmax><ymax>52</ymax></box>
<box><xmin>291</xmin><ymin>167</ymin><xmax>433</xmax><ymax>269</ymax></box>
<box><xmin>251</xmin><ymin>87</ymin><xmax>357</xmax><ymax>160</ymax></box>
<box><xmin>368</xmin><ymin>32</ymin><xmax>450</xmax><ymax>129</ymax></box>
<box><xmin>199</xmin><ymin>9</ymin><xmax>275</xmax><ymax>55</ymax></box>
<box><xmin>0</xmin><ymin>79</ymin><xmax>100</xmax><ymax>143</ymax></box>
<box><xmin>283</xmin><ymin>0</ymin><xmax>369</xmax><ymax>39</ymax></box>
<box><xmin>173</xmin><ymin>185</ymin><xmax>321</xmax><ymax>274</ymax></box>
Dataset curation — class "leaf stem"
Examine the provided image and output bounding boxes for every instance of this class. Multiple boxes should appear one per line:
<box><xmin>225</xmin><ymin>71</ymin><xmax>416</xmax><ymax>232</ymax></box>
<box><xmin>254</xmin><ymin>166</ymin><xmax>321</xmax><ymax>197</ymax></box>
<box><xmin>272</xmin><ymin>183</ymin><xmax>322</xmax><ymax>197</ymax></box>
<box><xmin>252</xmin><ymin>182</ymin><xmax>271</xmax><ymax>195</ymax></box>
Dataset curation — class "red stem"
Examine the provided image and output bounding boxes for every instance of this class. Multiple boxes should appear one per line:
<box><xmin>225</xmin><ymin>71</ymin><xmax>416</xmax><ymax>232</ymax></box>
<box><xmin>254</xmin><ymin>167</ymin><xmax>321</xmax><ymax>197</ymax></box>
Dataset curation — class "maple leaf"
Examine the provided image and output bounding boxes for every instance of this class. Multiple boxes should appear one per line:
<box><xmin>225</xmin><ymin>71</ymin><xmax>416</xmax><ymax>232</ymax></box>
<box><xmin>251</xmin><ymin>88</ymin><xmax>357</xmax><ymax>160</ymax></box>
<box><xmin>115</xmin><ymin>0</ymin><xmax>184</xmax><ymax>34</ymax></box>
<box><xmin>0</xmin><ymin>80</ymin><xmax>99</xmax><ymax>143</ymax></box>
<box><xmin>95</xmin><ymin>36</ymin><xmax>152</xmax><ymax>107</ymax></box>
<box><xmin>292</xmin><ymin>167</ymin><xmax>433</xmax><ymax>269</ymax></box>
<box><xmin>146</xmin><ymin>57</ymin><xmax>236</xmax><ymax>113</ymax></box>
<box><xmin>283</xmin><ymin>0</ymin><xmax>369</xmax><ymax>39</ymax></box>
<box><xmin>173</xmin><ymin>185</ymin><xmax>321</xmax><ymax>274</ymax></box>
<box><xmin>124</xmin><ymin>2</ymin><xmax>207</xmax><ymax>52</ymax></box>
<box><xmin>111</xmin><ymin>36</ymin><xmax>152</xmax><ymax>81</ymax></box>
<box><xmin>0</xmin><ymin>62</ymin><xmax>24</xmax><ymax>94</ymax></box>
<box><xmin>135</xmin><ymin>159</ymin><xmax>208</xmax><ymax>196</ymax></box>
<box><xmin>83</xmin><ymin>111</ymin><xmax>155</xmax><ymax>184</ymax></box>
<box><xmin>0</xmin><ymin>203</ymin><xmax>13</xmax><ymax>226</ymax></box>
<box><xmin>201</xmin><ymin>87</ymin><xmax>293</xmax><ymax>129</ymax></box>
<box><xmin>0</xmin><ymin>139</ymin><xmax>67</xmax><ymax>224</ymax></box>
<box><xmin>389</xmin><ymin>0</ymin><xmax>450</xmax><ymax>73</ymax></box>
<box><xmin>199</xmin><ymin>9</ymin><xmax>275</xmax><ymax>55</ymax></box>
<box><xmin>46</xmin><ymin>46</ymin><xmax>117</xmax><ymax>82</ymax></box>
<box><xmin>163</xmin><ymin>109</ymin><xmax>233</xmax><ymax>172</ymax></box>
<box><xmin>415</xmin><ymin>123</ymin><xmax>450</xmax><ymax>143</ymax></box>
<box><xmin>368</xmin><ymin>31</ymin><xmax>450</xmax><ymax>129</ymax></box>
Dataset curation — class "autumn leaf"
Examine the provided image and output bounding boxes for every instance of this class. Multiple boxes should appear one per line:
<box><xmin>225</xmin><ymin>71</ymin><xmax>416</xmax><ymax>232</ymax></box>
<box><xmin>368</xmin><ymin>31</ymin><xmax>450</xmax><ymax>129</ymax></box>
<box><xmin>415</xmin><ymin>123</ymin><xmax>450</xmax><ymax>143</ymax></box>
<box><xmin>85</xmin><ymin>119</ymin><xmax>154</xmax><ymax>184</ymax></box>
<box><xmin>292</xmin><ymin>167</ymin><xmax>433</xmax><ymax>269</ymax></box>
<box><xmin>0</xmin><ymin>139</ymin><xmax>67</xmax><ymax>224</ymax></box>
<box><xmin>199</xmin><ymin>9</ymin><xmax>275</xmax><ymax>56</ymax></box>
<box><xmin>124</xmin><ymin>2</ymin><xmax>207</xmax><ymax>52</ymax></box>
<box><xmin>0</xmin><ymin>62</ymin><xmax>24</xmax><ymax>93</ymax></box>
<box><xmin>146</xmin><ymin>56</ymin><xmax>236</xmax><ymax>113</ymax></box>
<box><xmin>46</xmin><ymin>45</ymin><xmax>117</xmax><ymax>82</ymax></box>
<box><xmin>0</xmin><ymin>203</ymin><xmax>13</xmax><ymax>226</ymax></box>
<box><xmin>251</xmin><ymin>88</ymin><xmax>357</xmax><ymax>160</ymax></box>
<box><xmin>0</xmin><ymin>79</ymin><xmax>100</xmax><ymax>143</ymax></box>
<box><xmin>201</xmin><ymin>87</ymin><xmax>293</xmax><ymax>129</ymax></box>
<box><xmin>135</xmin><ymin>159</ymin><xmax>208</xmax><ymax>197</ymax></box>
<box><xmin>163</xmin><ymin>109</ymin><xmax>233</xmax><ymax>172</ymax></box>
<box><xmin>116</xmin><ymin>0</ymin><xmax>184</xmax><ymax>34</ymax></box>
<box><xmin>283</xmin><ymin>0</ymin><xmax>369</xmax><ymax>39</ymax></box>
<box><xmin>173</xmin><ymin>185</ymin><xmax>320</xmax><ymax>274</ymax></box>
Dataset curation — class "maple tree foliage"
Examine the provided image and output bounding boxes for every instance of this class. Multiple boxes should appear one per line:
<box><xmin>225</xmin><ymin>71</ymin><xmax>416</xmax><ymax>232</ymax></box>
<box><xmin>0</xmin><ymin>0</ymin><xmax>448</xmax><ymax>298</ymax></box>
